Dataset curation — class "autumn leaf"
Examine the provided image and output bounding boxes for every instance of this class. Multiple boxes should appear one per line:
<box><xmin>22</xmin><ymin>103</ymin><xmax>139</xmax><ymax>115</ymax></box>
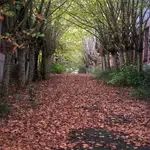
<box><xmin>0</xmin><ymin>74</ymin><xmax>149</xmax><ymax>149</ymax></box>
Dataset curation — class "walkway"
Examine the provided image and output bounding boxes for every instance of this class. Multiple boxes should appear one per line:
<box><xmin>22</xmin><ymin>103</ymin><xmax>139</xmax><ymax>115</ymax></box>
<box><xmin>0</xmin><ymin>74</ymin><xmax>150</xmax><ymax>150</ymax></box>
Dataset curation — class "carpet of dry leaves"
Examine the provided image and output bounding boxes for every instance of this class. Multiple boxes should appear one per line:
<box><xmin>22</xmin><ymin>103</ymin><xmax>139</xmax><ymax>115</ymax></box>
<box><xmin>0</xmin><ymin>74</ymin><xmax>150</xmax><ymax>150</ymax></box>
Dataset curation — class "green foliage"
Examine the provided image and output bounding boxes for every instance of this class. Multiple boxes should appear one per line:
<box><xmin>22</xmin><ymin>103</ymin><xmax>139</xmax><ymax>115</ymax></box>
<box><xmin>50</xmin><ymin>63</ymin><xmax>66</xmax><ymax>74</ymax></box>
<box><xmin>0</xmin><ymin>103</ymin><xmax>10</xmax><ymax>118</ymax></box>
<box><xmin>131</xmin><ymin>70</ymin><xmax>150</xmax><ymax>100</ymax></box>
<box><xmin>94</xmin><ymin>65</ymin><xmax>144</xmax><ymax>86</ymax></box>
<box><xmin>141</xmin><ymin>70</ymin><xmax>150</xmax><ymax>87</ymax></box>
<box><xmin>78</xmin><ymin>66</ymin><xmax>87</xmax><ymax>73</ymax></box>
<box><xmin>0</xmin><ymin>4</ymin><xmax>15</xmax><ymax>17</ymax></box>
<box><xmin>31</xmin><ymin>32</ymin><xmax>45</xmax><ymax>38</ymax></box>
<box><xmin>93</xmin><ymin>69</ymin><xmax>114</xmax><ymax>82</ymax></box>
<box><xmin>94</xmin><ymin>65</ymin><xmax>150</xmax><ymax>100</ymax></box>
<box><xmin>54</xmin><ymin>26</ymin><xmax>88</xmax><ymax>72</ymax></box>
<box><xmin>132</xmin><ymin>86</ymin><xmax>150</xmax><ymax>100</ymax></box>
<box><xmin>108</xmin><ymin>65</ymin><xmax>144</xmax><ymax>87</ymax></box>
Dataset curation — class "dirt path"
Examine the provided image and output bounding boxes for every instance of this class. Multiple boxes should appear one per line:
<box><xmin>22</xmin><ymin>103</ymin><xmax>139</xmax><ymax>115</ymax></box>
<box><xmin>0</xmin><ymin>74</ymin><xmax>150</xmax><ymax>150</ymax></box>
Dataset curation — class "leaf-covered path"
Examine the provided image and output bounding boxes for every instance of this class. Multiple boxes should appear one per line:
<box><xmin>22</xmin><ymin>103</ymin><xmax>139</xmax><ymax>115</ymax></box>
<box><xmin>0</xmin><ymin>74</ymin><xmax>150</xmax><ymax>150</ymax></box>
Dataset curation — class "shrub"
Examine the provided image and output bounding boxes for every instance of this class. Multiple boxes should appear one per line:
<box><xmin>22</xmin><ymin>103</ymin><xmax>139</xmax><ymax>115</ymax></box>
<box><xmin>142</xmin><ymin>70</ymin><xmax>150</xmax><ymax>87</ymax></box>
<box><xmin>132</xmin><ymin>86</ymin><xmax>150</xmax><ymax>100</ymax></box>
<box><xmin>132</xmin><ymin>70</ymin><xmax>150</xmax><ymax>100</ymax></box>
<box><xmin>93</xmin><ymin>65</ymin><xmax>145</xmax><ymax>86</ymax></box>
<box><xmin>108</xmin><ymin>65</ymin><xmax>144</xmax><ymax>87</ymax></box>
<box><xmin>0</xmin><ymin>103</ymin><xmax>10</xmax><ymax>118</ymax></box>
<box><xmin>93</xmin><ymin>69</ymin><xmax>114</xmax><ymax>82</ymax></box>
<box><xmin>50</xmin><ymin>63</ymin><xmax>66</xmax><ymax>74</ymax></box>
<box><xmin>78</xmin><ymin>66</ymin><xmax>87</xmax><ymax>73</ymax></box>
<box><xmin>93</xmin><ymin>65</ymin><xmax>150</xmax><ymax>100</ymax></box>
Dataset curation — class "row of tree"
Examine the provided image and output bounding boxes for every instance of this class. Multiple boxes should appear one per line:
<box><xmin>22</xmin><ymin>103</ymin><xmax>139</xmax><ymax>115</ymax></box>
<box><xmin>69</xmin><ymin>0</ymin><xmax>150</xmax><ymax>72</ymax></box>
<box><xmin>1</xmin><ymin>0</ymin><xmax>150</xmax><ymax>96</ymax></box>
<box><xmin>0</xmin><ymin>0</ymin><xmax>71</xmax><ymax>96</ymax></box>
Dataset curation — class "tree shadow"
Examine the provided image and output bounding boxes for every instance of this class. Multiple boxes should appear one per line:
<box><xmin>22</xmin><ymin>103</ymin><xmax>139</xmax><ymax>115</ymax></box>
<box><xmin>53</xmin><ymin>128</ymin><xmax>150</xmax><ymax>150</ymax></box>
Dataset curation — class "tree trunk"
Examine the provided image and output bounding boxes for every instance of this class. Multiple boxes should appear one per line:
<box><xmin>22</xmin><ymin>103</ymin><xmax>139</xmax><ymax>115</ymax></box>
<box><xmin>103</xmin><ymin>55</ymin><xmax>107</xmax><ymax>71</ymax></box>
<box><xmin>133</xmin><ymin>49</ymin><xmax>137</xmax><ymax>65</ymax></box>
<box><xmin>100</xmin><ymin>56</ymin><xmax>103</xmax><ymax>71</ymax></box>
<box><xmin>137</xmin><ymin>51</ymin><xmax>143</xmax><ymax>72</ymax></box>
<box><xmin>137</xmin><ymin>1</ymin><xmax>144</xmax><ymax>72</ymax></box>
<box><xmin>33</xmin><ymin>50</ymin><xmax>39</xmax><ymax>81</ymax></box>
<box><xmin>129</xmin><ymin>50</ymin><xmax>134</xmax><ymax>64</ymax></box>
<box><xmin>111</xmin><ymin>53</ymin><xmax>118</xmax><ymax>69</ymax></box>
<box><xmin>28</xmin><ymin>48</ymin><xmax>35</xmax><ymax>82</ymax></box>
<box><xmin>18</xmin><ymin>49</ymin><xmax>26</xmax><ymax>87</ymax></box>
<box><xmin>41</xmin><ymin>54</ymin><xmax>51</xmax><ymax>80</ymax></box>
<box><xmin>106</xmin><ymin>53</ymin><xmax>111</xmax><ymax>70</ymax></box>
<box><xmin>41</xmin><ymin>46</ymin><xmax>46</xmax><ymax>80</ymax></box>
<box><xmin>119</xmin><ymin>50</ymin><xmax>124</xmax><ymax>67</ymax></box>
<box><xmin>25</xmin><ymin>53</ymin><xmax>29</xmax><ymax>82</ymax></box>
<box><xmin>124</xmin><ymin>51</ymin><xmax>130</xmax><ymax>65</ymax></box>
<box><xmin>1</xmin><ymin>52</ymin><xmax>12</xmax><ymax>96</ymax></box>
<box><xmin>101</xmin><ymin>55</ymin><xmax>105</xmax><ymax>71</ymax></box>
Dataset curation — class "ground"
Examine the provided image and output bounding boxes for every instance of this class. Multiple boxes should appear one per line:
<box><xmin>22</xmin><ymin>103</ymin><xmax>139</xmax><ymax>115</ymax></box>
<box><xmin>0</xmin><ymin>74</ymin><xmax>150</xmax><ymax>150</ymax></box>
